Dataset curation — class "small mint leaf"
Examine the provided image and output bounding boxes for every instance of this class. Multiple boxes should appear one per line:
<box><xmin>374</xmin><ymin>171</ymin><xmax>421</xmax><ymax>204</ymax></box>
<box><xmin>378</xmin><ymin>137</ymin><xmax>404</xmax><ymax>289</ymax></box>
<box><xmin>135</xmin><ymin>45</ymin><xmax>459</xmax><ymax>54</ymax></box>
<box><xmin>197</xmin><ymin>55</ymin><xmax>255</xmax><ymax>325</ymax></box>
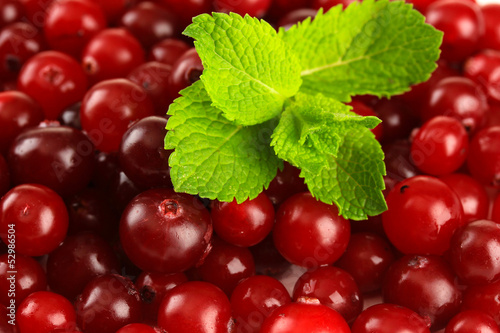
<box><xmin>184</xmin><ymin>12</ymin><xmax>302</xmax><ymax>126</ymax></box>
<box><xmin>165</xmin><ymin>81</ymin><xmax>282</xmax><ymax>202</ymax></box>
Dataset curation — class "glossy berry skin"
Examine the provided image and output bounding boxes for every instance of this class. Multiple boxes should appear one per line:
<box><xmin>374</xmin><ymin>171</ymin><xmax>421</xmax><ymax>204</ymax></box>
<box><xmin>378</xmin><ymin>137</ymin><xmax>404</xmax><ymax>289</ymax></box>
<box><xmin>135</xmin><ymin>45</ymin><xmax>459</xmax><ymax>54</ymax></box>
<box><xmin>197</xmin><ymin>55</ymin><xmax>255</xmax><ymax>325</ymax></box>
<box><xmin>480</xmin><ymin>4</ymin><xmax>500</xmax><ymax>51</ymax></box>
<box><xmin>461</xmin><ymin>279</ymin><xmax>500</xmax><ymax>326</ymax></box>
<box><xmin>230</xmin><ymin>275</ymin><xmax>291</xmax><ymax>333</ymax></box>
<box><xmin>351</xmin><ymin>303</ymin><xmax>431</xmax><ymax>333</ymax></box>
<box><xmin>464</xmin><ymin>50</ymin><xmax>500</xmax><ymax>103</ymax></box>
<box><xmin>213</xmin><ymin>0</ymin><xmax>271</xmax><ymax>17</ymax></box>
<box><xmin>277</xmin><ymin>8</ymin><xmax>318</xmax><ymax>29</ymax></box>
<box><xmin>0</xmin><ymin>253</ymin><xmax>47</xmax><ymax>307</ymax></box>
<box><xmin>264</xmin><ymin>162</ymin><xmax>308</xmax><ymax>206</ymax></box>
<box><xmin>75</xmin><ymin>274</ymin><xmax>142</xmax><ymax>333</ymax></box>
<box><xmin>8</xmin><ymin>125</ymin><xmax>96</xmax><ymax>196</ymax></box>
<box><xmin>17</xmin><ymin>51</ymin><xmax>88</xmax><ymax>120</ymax></box>
<box><xmin>148</xmin><ymin>38</ymin><xmax>190</xmax><ymax>67</ymax></box>
<box><xmin>445</xmin><ymin>310</ymin><xmax>500</xmax><ymax>333</ymax></box>
<box><xmin>211</xmin><ymin>192</ymin><xmax>275</xmax><ymax>247</ymax></box>
<box><xmin>46</xmin><ymin>232</ymin><xmax>121</xmax><ymax>300</ymax></box>
<box><xmin>0</xmin><ymin>0</ymin><xmax>24</xmax><ymax>28</ymax></box>
<box><xmin>0</xmin><ymin>155</ymin><xmax>9</xmax><ymax>198</ymax></box>
<box><xmin>120</xmin><ymin>188</ymin><xmax>212</xmax><ymax>273</ymax></box>
<box><xmin>293</xmin><ymin>266</ymin><xmax>363</xmax><ymax>324</ymax></box>
<box><xmin>382</xmin><ymin>255</ymin><xmax>462</xmax><ymax>330</ymax></box>
<box><xmin>0</xmin><ymin>91</ymin><xmax>43</xmax><ymax>155</ymax></box>
<box><xmin>382</xmin><ymin>175</ymin><xmax>463</xmax><ymax>255</ymax></box>
<box><xmin>118</xmin><ymin>116</ymin><xmax>172</xmax><ymax>189</ymax></box>
<box><xmin>116</xmin><ymin>324</ymin><xmax>157</xmax><ymax>333</ymax></box>
<box><xmin>80</xmin><ymin>78</ymin><xmax>155</xmax><ymax>152</ymax></box>
<box><xmin>168</xmin><ymin>48</ymin><xmax>203</xmax><ymax>102</ymax></box>
<box><xmin>449</xmin><ymin>220</ymin><xmax>500</xmax><ymax>286</ymax></box>
<box><xmin>375</xmin><ymin>98</ymin><xmax>419</xmax><ymax>143</ymax></box>
<box><xmin>273</xmin><ymin>192</ymin><xmax>350</xmax><ymax>268</ymax></box>
<box><xmin>44</xmin><ymin>0</ymin><xmax>106</xmax><ymax>58</ymax></box>
<box><xmin>425</xmin><ymin>0</ymin><xmax>484</xmax><ymax>62</ymax></box>
<box><xmin>82</xmin><ymin>28</ymin><xmax>145</xmax><ymax>84</ymax></box>
<box><xmin>467</xmin><ymin>126</ymin><xmax>500</xmax><ymax>187</ymax></box>
<box><xmin>17</xmin><ymin>291</ymin><xmax>77</xmax><ymax>333</ymax></box>
<box><xmin>0</xmin><ymin>184</ymin><xmax>68</xmax><ymax>256</ymax></box>
<box><xmin>335</xmin><ymin>232</ymin><xmax>396</xmax><ymax>293</ymax></box>
<box><xmin>158</xmin><ymin>281</ymin><xmax>233</xmax><ymax>333</ymax></box>
<box><xmin>383</xmin><ymin>140</ymin><xmax>420</xmax><ymax>182</ymax></box>
<box><xmin>85</xmin><ymin>0</ymin><xmax>137</xmax><ymax>24</ymax></box>
<box><xmin>260</xmin><ymin>301</ymin><xmax>351</xmax><ymax>333</ymax></box>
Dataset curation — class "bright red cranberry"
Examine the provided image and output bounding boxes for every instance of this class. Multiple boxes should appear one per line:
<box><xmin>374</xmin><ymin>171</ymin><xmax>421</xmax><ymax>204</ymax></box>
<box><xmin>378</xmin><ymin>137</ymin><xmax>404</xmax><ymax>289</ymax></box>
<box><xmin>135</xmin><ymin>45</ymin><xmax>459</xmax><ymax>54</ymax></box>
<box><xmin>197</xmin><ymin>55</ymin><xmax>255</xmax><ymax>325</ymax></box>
<box><xmin>375</xmin><ymin>98</ymin><xmax>420</xmax><ymax>143</ymax></box>
<box><xmin>351</xmin><ymin>303</ymin><xmax>431</xmax><ymax>333</ymax></box>
<box><xmin>213</xmin><ymin>0</ymin><xmax>271</xmax><ymax>17</ymax></box>
<box><xmin>84</xmin><ymin>0</ymin><xmax>137</xmax><ymax>24</ymax></box>
<box><xmin>382</xmin><ymin>255</ymin><xmax>462</xmax><ymax>330</ymax></box>
<box><xmin>464</xmin><ymin>50</ymin><xmax>500</xmax><ymax>103</ymax></box>
<box><xmin>348</xmin><ymin>100</ymin><xmax>383</xmax><ymax>140</ymax></box>
<box><xmin>0</xmin><ymin>155</ymin><xmax>9</xmax><ymax>197</ymax></box>
<box><xmin>383</xmin><ymin>140</ymin><xmax>420</xmax><ymax>182</ymax></box>
<box><xmin>135</xmin><ymin>271</ymin><xmax>188</xmax><ymax>325</ymax></box>
<box><xmin>80</xmin><ymin>78</ymin><xmax>155</xmax><ymax>152</ymax></box>
<box><xmin>461</xmin><ymin>279</ymin><xmax>500</xmax><ymax>326</ymax></box>
<box><xmin>264</xmin><ymin>161</ymin><xmax>308</xmax><ymax>206</ymax></box>
<box><xmin>273</xmin><ymin>192</ymin><xmax>350</xmax><ymax>268</ymax></box>
<box><xmin>195</xmin><ymin>237</ymin><xmax>255</xmax><ymax>296</ymax></box>
<box><xmin>445</xmin><ymin>310</ymin><xmax>500</xmax><ymax>333</ymax></box>
<box><xmin>168</xmin><ymin>48</ymin><xmax>203</xmax><ymax>102</ymax></box>
<box><xmin>0</xmin><ymin>304</ymin><xmax>16</xmax><ymax>332</ymax></box>
<box><xmin>47</xmin><ymin>232</ymin><xmax>121</xmax><ymax>300</ymax></box>
<box><xmin>8</xmin><ymin>125</ymin><xmax>96</xmax><ymax>196</ymax></box>
<box><xmin>336</xmin><ymin>232</ymin><xmax>396</xmax><ymax>293</ymax></box>
<box><xmin>480</xmin><ymin>4</ymin><xmax>500</xmax><ymax>51</ymax></box>
<box><xmin>493</xmin><ymin>193</ymin><xmax>500</xmax><ymax>224</ymax></box>
<box><xmin>156</xmin><ymin>0</ymin><xmax>211</xmax><ymax>28</ymax></box>
<box><xmin>127</xmin><ymin>62</ymin><xmax>172</xmax><ymax>116</ymax></box>
<box><xmin>0</xmin><ymin>184</ymin><xmax>68</xmax><ymax>256</ymax></box>
<box><xmin>17</xmin><ymin>291</ymin><xmax>77</xmax><ymax>333</ymax></box>
<box><xmin>18</xmin><ymin>0</ymin><xmax>54</xmax><ymax>27</ymax></box>
<box><xmin>440</xmin><ymin>173</ymin><xmax>489</xmax><ymax>223</ymax></box>
<box><xmin>120</xmin><ymin>189</ymin><xmax>212</xmax><ymax>273</ymax></box>
<box><xmin>75</xmin><ymin>274</ymin><xmax>142</xmax><ymax>333</ymax></box>
<box><xmin>278</xmin><ymin>8</ymin><xmax>318</xmax><ymax>29</ymax></box>
<box><xmin>82</xmin><ymin>28</ymin><xmax>145</xmax><ymax>84</ymax></box>
<box><xmin>410</xmin><ymin>116</ymin><xmax>468</xmax><ymax>176</ymax></box>
<box><xmin>211</xmin><ymin>192</ymin><xmax>274</xmax><ymax>247</ymax></box>
<box><xmin>425</xmin><ymin>0</ymin><xmax>484</xmax><ymax>62</ymax></box>
<box><xmin>293</xmin><ymin>266</ymin><xmax>363</xmax><ymax>324</ymax></box>
<box><xmin>148</xmin><ymin>38</ymin><xmax>190</xmax><ymax>67</ymax></box>
<box><xmin>17</xmin><ymin>50</ymin><xmax>88</xmax><ymax>120</ymax></box>
<box><xmin>120</xmin><ymin>2</ymin><xmax>178</xmax><ymax>49</ymax></box>
<box><xmin>0</xmin><ymin>0</ymin><xmax>25</xmax><ymax>28</ymax></box>
<box><xmin>382</xmin><ymin>175</ymin><xmax>463</xmax><ymax>255</ymax></box>
<box><xmin>116</xmin><ymin>324</ymin><xmax>157</xmax><ymax>333</ymax></box>
<box><xmin>0</xmin><ymin>253</ymin><xmax>46</xmax><ymax>308</ymax></box>
<box><xmin>0</xmin><ymin>91</ymin><xmax>43</xmax><ymax>155</ymax></box>
<box><xmin>230</xmin><ymin>275</ymin><xmax>291</xmax><ymax>333</ymax></box>
<box><xmin>260</xmin><ymin>300</ymin><xmax>351</xmax><ymax>333</ymax></box>
<box><xmin>158</xmin><ymin>281</ymin><xmax>233</xmax><ymax>333</ymax></box>
<box><xmin>0</xmin><ymin>22</ymin><xmax>45</xmax><ymax>81</ymax></box>
<box><xmin>467</xmin><ymin>126</ymin><xmax>500</xmax><ymax>187</ymax></box>
<box><xmin>313</xmin><ymin>0</ymin><xmax>357</xmax><ymax>10</ymax></box>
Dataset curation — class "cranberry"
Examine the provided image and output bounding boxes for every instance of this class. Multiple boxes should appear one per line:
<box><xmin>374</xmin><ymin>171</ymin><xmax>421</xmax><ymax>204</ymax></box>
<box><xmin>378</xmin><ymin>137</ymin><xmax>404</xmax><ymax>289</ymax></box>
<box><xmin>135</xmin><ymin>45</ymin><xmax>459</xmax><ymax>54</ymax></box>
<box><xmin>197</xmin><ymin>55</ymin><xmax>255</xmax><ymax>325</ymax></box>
<box><xmin>479</xmin><ymin>4</ymin><xmax>500</xmax><ymax>51</ymax></box>
<box><xmin>467</xmin><ymin>126</ymin><xmax>500</xmax><ymax>187</ymax></box>
<box><xmin>461</xmin><ymin>279</ymin><xmax>500</xmax><ymax>326</ymax></box>
<box><xmin>277</xmin><ymin>8</ymin><xmax>317</xmax><ymax>29</ymax></box>
<box><xmin>349</xmin><ymin>100</ymin><xmax>383</xmax><ymax>140</ymax></box>
<box><xmin>0</xmin><ymin>155</ymin><xmax>10</xmax><ymax>197</ymax></box>
<box><xmin>213</xmin><ymin>0</ymin><xmax>272</xmax><ymax>17</ymax></box>
<box><xmin>148</xmin><ymin>38</ymin><xmax>190</xmax><ymax>67</ymax></box>
<box><xmin>464</xmin><ymin>50</ymin><xmax>500</xmax><ymax>104</ymax></box>
<box><xmin>155</xmin><ymin>0</ymin><xmax>211</xmax><ymax>28</ymax></box>
<box><xmin>84</xmin><ymin>0</ymin><xmax>137</xmax><ymax>24</ymax></box>
<box><xmin>264</xmin><ymin>161</ymin><xmax>308</xmax><ymax>206</ymax></box>
<box><xmin>18</xmin><ymin>0</ymin><xmax>54</xmax><ymax>27</ymax></box>
<box><xmin>116</xmin><ymin>324</ymin><xmax>157</xmax><ymax>333</ymax></box>
<box><xmin>445</xmin><ymin>310</ymin><xmax>500</xmax><ymax>333</ymax></box>
<box><xmin>0</xmin><ymin>304</ymin><xmax>16</xmax><ymax>333</ymax></box>
<box><xmin>313</xmin><ymin>0</ymin><xmax>357</xmax><ymax>10</ymax></box>
<box><xmin>383</xmin><ymin>140</ymin><xmax>420</xmax><ymax>181</ymax></box>
<box><xmin>265</xmin><ymin>0</ymin><xmax>310</xmax><ymax>23</ymax></box>
<box><xmin>167</xmin><ymin>48</ymin><xmax>203</xmax><ymax>102</ymax></box>
<box><xmin>0</xmin><ymin>0</ymin><xmax>25</xmax><ymax>28</ymax></box>
<box><xmin>375</xmin><ymin>98</ymin><xmax>420</xmax><ymax>143</ymax></box>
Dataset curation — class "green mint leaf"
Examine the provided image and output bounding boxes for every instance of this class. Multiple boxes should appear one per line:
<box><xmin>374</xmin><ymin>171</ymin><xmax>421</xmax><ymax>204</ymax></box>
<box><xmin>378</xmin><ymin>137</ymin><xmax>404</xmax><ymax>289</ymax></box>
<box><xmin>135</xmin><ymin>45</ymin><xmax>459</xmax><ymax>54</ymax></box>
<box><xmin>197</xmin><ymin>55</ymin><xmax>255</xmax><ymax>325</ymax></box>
<box><xmin>164</xmin><ymin>81</ymin><xmax>282</xmax><ymax>203</ymax></box>
<box><xmin>271</xmin><ymin>93</ymin><xmax>381</xmax><ymax>174</ymax></box>
<box><xmin>279</xmin><ymin>0</ymin><xmax>443</xmax><ymax>102</ymax></box>
<box><xmin>302</xmin><ymin>126</ymin><xmax>387</xmax><ymax>221</ymax></box>
<box><xmin>184</xmin><ymin>12</ymin><xmax>302</xmax><ymax>125</ymax></box>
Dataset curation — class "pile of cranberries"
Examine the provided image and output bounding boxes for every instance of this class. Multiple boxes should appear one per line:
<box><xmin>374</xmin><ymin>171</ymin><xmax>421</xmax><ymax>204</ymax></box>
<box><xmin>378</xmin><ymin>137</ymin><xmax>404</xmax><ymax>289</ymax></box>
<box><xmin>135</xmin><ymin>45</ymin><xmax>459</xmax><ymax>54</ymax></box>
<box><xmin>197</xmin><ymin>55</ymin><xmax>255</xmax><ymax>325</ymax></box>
<box><xmin>1</xmin><ymin>0</ymin><xmax>500</xmax><ymax>332</ymax></box>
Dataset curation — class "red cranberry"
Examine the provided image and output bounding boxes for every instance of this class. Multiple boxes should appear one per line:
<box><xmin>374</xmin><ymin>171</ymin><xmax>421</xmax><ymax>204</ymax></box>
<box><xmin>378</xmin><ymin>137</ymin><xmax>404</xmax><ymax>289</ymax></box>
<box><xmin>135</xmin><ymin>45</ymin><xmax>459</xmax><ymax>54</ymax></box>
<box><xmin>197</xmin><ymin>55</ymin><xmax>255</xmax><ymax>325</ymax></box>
<box><xmin>167</xmin><ymin>48</ymin><xmax>203</xmax><ymax>102</ymax></box>
<box><xmin>84</xmin><ymin>0</ymin><xmax>137</xmax><ymax>24</ymax></box>
<box><xmin>0</xmin><ymin>0</ymin><xmax>25</xmax><ymax>28</ymax></box>
<box><xmin>116</xmin><ymin>324</ymin><xmax>157</xmax><ymax>333</ymax></box>
<box><xmin>0</xmin><ymin>155</ymin><xmax>10</xmax><ymax>197</ymax></box>
<box><xmin>349</xmin><ymin>100</ymin><xmax>383</xmax><ymax>140</ymax></box>
<box><xmin>461</xmin><ymin>279</ymin><xmax>500</xmax><ymax>326</ymax></box>
<box><xmin>148</xmin><ymin>38</ymin><xmax>190</xmax><ymax>67</ymax></box>
<box><xmin>479</xmin><ymin>4</ymin><xmax>500</xmax><ymax>51</ymax></box>
<box><xmin>467</xmin><ymin>126</ymin><xmax>500</xmax><ymax>187</ymax></box>
<box><xmin>264</xmin><ymin>161</ymin><xmax>308</xmax><ymax>206</ymax></box>
<box><xmin>375</xmin><ymin>98</ymin><xmax>420</xmax><ymax>143</ymax></box>
<box><xmin>213</xmin><ymin>0</ymin><xmax>272</xmax><ymax>17</ymax></box>
<box><xmin>155</xmin><ymin>0</ymin><xmax>211</xmax><ymax>28</ymax></box>
<box><xmin>445</xmin><ymin>310</ymin><xmax>500</xmax><ymax>333</ymax></box>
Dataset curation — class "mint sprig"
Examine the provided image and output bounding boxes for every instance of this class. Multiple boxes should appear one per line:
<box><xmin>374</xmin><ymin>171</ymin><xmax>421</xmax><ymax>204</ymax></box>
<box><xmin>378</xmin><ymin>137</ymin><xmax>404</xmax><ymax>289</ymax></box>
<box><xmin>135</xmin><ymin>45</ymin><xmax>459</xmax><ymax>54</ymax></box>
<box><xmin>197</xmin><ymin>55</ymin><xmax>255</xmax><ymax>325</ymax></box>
<box><xmin>165</xmin><ymin>0</ymin><xmax>443</xmax><ymax>220</ymax></box>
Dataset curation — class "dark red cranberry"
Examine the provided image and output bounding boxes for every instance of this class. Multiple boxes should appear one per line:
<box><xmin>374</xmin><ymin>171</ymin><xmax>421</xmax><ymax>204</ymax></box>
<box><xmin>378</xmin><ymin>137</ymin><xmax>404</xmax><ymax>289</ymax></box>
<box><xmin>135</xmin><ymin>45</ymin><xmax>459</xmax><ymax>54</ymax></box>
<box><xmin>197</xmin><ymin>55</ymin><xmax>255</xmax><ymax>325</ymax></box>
<box><xmin>493</xmin><ymin>193</ymin><xmax>500</xmax><ymax>225</ymax></box>
<box><xmin>313</xmin><ymin>0</ymin><xmax>357</xmax><ymax>10</ymax></box>
<box><xmin>213</xmin><ymin>0</ymin><xmax>271</xmax><ymax>17</ymax></box>
<box><xmin>158</xmin><ymin>281</ymin><xmax>233</xmax><ymax>333</ymax></box>
<box><xmin>277</xmin><ymin>8</ymin><xmax>318</xmax><ymax>29</ymax></box>
<box><xmin>249</xmin><ymin>233</ymin><xmax>291</xmax><ymax>277</ymax></box>
<box><xmin>0</xmin><ymin>0</ymin><xmax>25</xmax><ymax>28</ymax></box>
<box><xmin>349</xmin><ymin>100</ymin><xmax>383</xmax><ymax>140</ymax></box>
<box><xmin>264</xmin><ymin>162</ymin><xmax>308</xmax><ymax>206</ymax></box>
<box><xmin>155</xmin><ymin>0</ymin><xmax>211</xmax><ymax>28</ymax></box>
<box><xmin>119</xmin><ymin>189</ymin><xmax>212</xmax><ymax>273</ymax></box>
<box><xmin>383</xmin><ymin>140</ymin><xmax>420</xmax><ymax>182</ymax></box>
<box><xmin>84</xmin><ymin>0</ymin><xmax>137</xmax><ymax>24</ymax></box>
<box><xmin>0</xmin><ymin>155</ymin><xmax>9</xmax><ymax>197</ymax></box>
<box><xmin>75</xmin><ymin>274</ymin><xmax>142</xmax><ymax>333</ymax></box>
<box><xmin>167</xmin><ymin>48</ymin><xmax>203</xmax><ymax>102</ymax></box>
<box><xmin>461</xmin><ymin>279</ymin><xmax>500</xmax><ymax>326</ymax></box>
<box><xmin>57</xmin><ymin>102</ymin><xmax>82</xmax><ymax>129</ymax></box>
<box><xmin>445</xmin><ymin>310</ymin><xmax>500</xmax><ymax>333</ymax></box>
<box><xmin>116</xmin><ymin>324</ymin><xmax>157</xmax><ymax>333</ymax></box>
<box><xmin>375</xmin><ymin>98</ymin><xmax>420</xmax><ymax>143</ymax></box>
<box><xmin>148</xmin><ymin>38</ymin><xmax>190</xmax><ymax>67</ymax></box>
<box><xmin>18</xmin><ymin>0</ymin><xmax>54</xmax><ymax>27</ymax></box>
<box><xmin>265</xmin><ymin>0</ymin><xmax>310</xmax><ymax>23</ymax></box>
<box><xmin>467</xmin><ymin>126</ymin><xmax>500</xmax><ymax>187</ymax></box>
<box><xmin>479</xmin><ymin>4</ymin><xmax>500</xmax><ymax>51</ymax></box>
<box><xmin>0</xmin><ymin>304</ymin><xmax>16</xmax><ymax>333</ymax></box>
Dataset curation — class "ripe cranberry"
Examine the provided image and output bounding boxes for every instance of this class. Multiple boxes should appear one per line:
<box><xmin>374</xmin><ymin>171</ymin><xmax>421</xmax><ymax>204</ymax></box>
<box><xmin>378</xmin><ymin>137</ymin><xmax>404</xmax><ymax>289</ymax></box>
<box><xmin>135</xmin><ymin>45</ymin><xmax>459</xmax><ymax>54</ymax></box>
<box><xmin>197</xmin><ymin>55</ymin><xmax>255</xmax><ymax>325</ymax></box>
<box><xmin>116</xmin><ymin>324</ymin><xmax>157</xmax><ymax>333</ymax></box>
<box><xmin>0</xmin><ymin>0</ymin><xmax>25</xmax><ymax>28</ymax></box>
<box><xmin>273</xmin><ymin>192</ymin><xmax>350</xmax><ymax>268</ymax></box>
<box><xmin>158</xmin><ymin>281</ymin><xmax>233</xmax><ymax>333</ymax></box>
<box><xmin>479</xmin><ymin>4</ymin><xmax>500</xmax><ymax>51</ymax></box>
<box><xmin>0</xmin><ymin>22</ymin><xmax>45</xmax><ymax>81</ymax></box>
<box><xmin>249</xmin><ymin>233</ymin><xmax>290</xmax><ymax>276</ymax></box>
<box><xmin>211</xmin><ymin>192</ymin><xmax>275</xmax><ymax>247</ymax></box>
<box><xmin>8</xmin><ymin>125</ymin><xmax>96</xmax><ymax>196</ymax></box>
<box><xmin>17</xmin><ymin>291</ymin><xmax>77</xmax><ymax>333</ymax></box>
<box><xmin>293</xmin><ymin>266</ymin><xmax>363</xmax><ymax>324</ymax></box>
<box><xmin>260</xmin><ymin>300</ymin><xmax>351</xmax><ymax>333</ymax></box>
<box><xmin>375</xmin><ymin>98</ymin><xmax>420</xmax><ymax>143</ymax></box>
<box><xmin>382</xmin><ymin>175</ymin><xmax>463</xmax><ymax>255</ymax></box>
<box><xmin>265</xmin><ymin>0</ymin><xmax>310</xmax><ymax>23</ymax></box>
<box><xmin>461</xmin><ymin>279</ymin><xmax>500</xmax><ymax>326</ymax></box>
<box><xmin>410</xmin><ymin>116</ymin><xmax>468</xmax><ymax>176</ymax></box>
<box><xmin>17</xmin><ymin>51</ymin><xmax>88</xmax><ymax>120</ymax></box>
<box><xmin>383</xmin><ymin>255</ymin><xmax>462</xmax><ymax>330</ymax></box>
<box><xmin>0</xmin><ymin>184</ymin><xmax>68</xmax><ymax>256</ymax></box>
<box><xmin>135</xmin><ymin>271</ymin><xmax>188</xmax><ymax>324</ymax></box>
<box><xmin>82</xmin><ymin>28</ymin><xmax>145</xmax><ymax>84</ymax></box>
<box><xmin>168</xmin><ymin>48</ymin><xmax>203</xmax><ymax>102</ymax></box>
<box><xmin>84</xmin><ymin>0</ymin><xmax>137</xmax><ymax>24</ymax></box>
<box><xmin>383</xmin><ymin>140</ymin><xmax>420</xmax><ymax>182</ymax></box>
<box><xmin>44</xmin><ymin>0</ymin><xmax>106</xmax><ymax>58</ymax></box>
<box><xmin>0</xmin><ymin>155</ymin><xmax>10</xmax><ymax>197</ymax></box>
<box><xmin>313</xmin><ymin>0</ymin><xmax>357</xmax><ymax>10</ymax></box>
<box><xmin>120</xmin><ymin>189</ymin><xmax>212</xmax><ymax>273</ymax></box>
<box><xmin>80</xmin><ymin>78</ymin><xmax>155</xmax><ymax>152</ymax></box>
<box><xmin>75</xmin><ymin>274</ymin><xmax>142</xmax><ymax>333</ymax></box>
<box><xmin>445</xmin><ymin>310</ymin><xmax>500</xmax><ymax>333</ymax></box>
<box><xmin>351</xmin><ymin>303</ymin><xmax>431</xmax><ymax>333</ymax></box>
<box><xmin>467</xmin><ymin>126</ymin><xmax>500</xmax><ymax>187</ymax></box>
<box><xmin>230</xmin><ymin>275</ymin><xmax>291</xmax><ymax>333</ymax></box>
<box><xmin>348</xmin><ymin>100</ymin><xmax>383</xmax><ymax>140</ymax></box>
<box><xmin>155</xmin><ymin>0</ymin><xmax>211</xmax><ymax>28</ymax></box>
<box><xmin>120</xmin><ymin>2</ymin><xmax>178</xmax><ymax>49</ymax></box>
<box><xmin>148</xmin><ymin>38</ymin><xmax>190</xmax><ymax>67</ymax></box>
<box><xmin>213</xmin><ymin>0</ymin><xmax>272</xmax><ymax>17</ymax></box>
<box><xmin>264</xmin><ymin>161</ymin><xmax>308</xmax><ymax>206</ymax></box>
<box><xmin>425</xmin><ymin>0</ymin><xmax>484</xmax><ymax>62</ymax></box>
<box><xmin>18</xmin><ymin>0</ymin><xmax>54</xmax><ymax>27</ymax></box>
<box><xmin>0</xmin><ymin>253</ymin><xmax>47</xmax><ymax>307</ymax></box>
<box><xmin>493</xmin><ymin>193</ymin><xmax>500</xmax><ymax>224</ymax></box>
<box><xmin>335</xmin><ymin>232</ymin><xmax>396</xmax><ymax>293</ymax></box>
<box><xmin>277</xmin><ymin>8</ymin><xmax>317</xmax><ymax>29</ymax></box>
<box><xmin>0</xmin><ymin>304</ymin><xmax>16</xmax><ymax>333</ymax></box>
<box><xmin>464</xmin><ymin>50</ymin><xmax>500</xmax><ymax>103</ymax></box>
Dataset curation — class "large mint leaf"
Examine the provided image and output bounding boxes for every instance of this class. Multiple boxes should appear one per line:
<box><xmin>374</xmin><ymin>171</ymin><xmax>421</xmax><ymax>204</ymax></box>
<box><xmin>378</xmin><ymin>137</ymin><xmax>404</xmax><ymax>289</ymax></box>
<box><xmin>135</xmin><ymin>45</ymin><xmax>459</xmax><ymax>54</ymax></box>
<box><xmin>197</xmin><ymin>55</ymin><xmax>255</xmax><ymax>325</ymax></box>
<box><xmin>279</xmin><ymin>0</ymin><xmax>443</xmax><ymax>102</ymax></box>
<box><xmin>164</xmin><ymin>81</ymin><xmax>282</xmax><ymax>202</ymax></box>
<box><xmin>184</xmin><ymin>12</ymin><xmax>302</xmax><ymax>126</ymax></box>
